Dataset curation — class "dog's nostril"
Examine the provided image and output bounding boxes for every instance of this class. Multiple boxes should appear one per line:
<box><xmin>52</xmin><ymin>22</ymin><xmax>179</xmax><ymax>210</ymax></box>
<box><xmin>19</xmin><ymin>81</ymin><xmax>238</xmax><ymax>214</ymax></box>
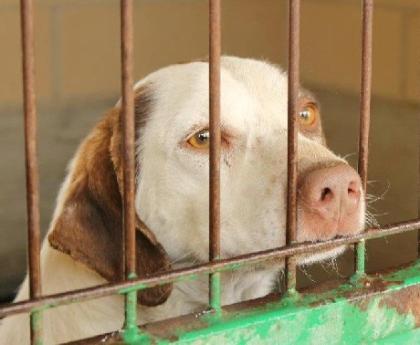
<box><xmin>347</xmin><ymin>181</ymin><xmax>360</xmax><ymax>198</ymax></box>
<box><xmin>320</xmin><ymin>187</ymin><xmax>333</xmax><ymax>202</ymax></box>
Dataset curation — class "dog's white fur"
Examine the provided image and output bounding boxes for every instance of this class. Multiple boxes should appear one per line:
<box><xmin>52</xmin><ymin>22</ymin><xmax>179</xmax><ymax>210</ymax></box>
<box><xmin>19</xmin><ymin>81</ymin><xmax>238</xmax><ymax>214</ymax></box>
<box><xmin>0</xmin><ymin>57</ymin><xmax>365</xmax><ymax>344</ymax></box>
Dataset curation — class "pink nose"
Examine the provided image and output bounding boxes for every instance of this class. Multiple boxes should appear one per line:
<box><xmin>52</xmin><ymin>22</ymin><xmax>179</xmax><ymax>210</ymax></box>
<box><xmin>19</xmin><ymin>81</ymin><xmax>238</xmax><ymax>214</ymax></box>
<box><xmin>298</xmin><ymin>164</ymin><xmax>362</xmax><ymax>239</ymax></box>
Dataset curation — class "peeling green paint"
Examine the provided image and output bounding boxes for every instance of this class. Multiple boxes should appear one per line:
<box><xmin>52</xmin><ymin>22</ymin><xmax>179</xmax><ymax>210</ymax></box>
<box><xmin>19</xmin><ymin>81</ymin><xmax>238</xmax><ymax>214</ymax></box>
<box><xmin>209</xmin><ymin>272</ymin><xmax>222</xmax><ymax>316</ymax></box>
<box><xmin>122</xmin><ymin>270</ymin><xmax>142</xmax><ymax>344</ymax></box>
<box><xmin>123</xmin><ymin>290</ymin><xmax>142</xmax><ymax>343</ymax></box>
<box><xmin>30</xmin><ymin>310</ymin><xmax>43</xmax><ymax>345</ymax></box>
<box><xmin>167</xmin><ymin>291</ymin><xmax>417</xmax><ymax>345</ymax></box>
<box><xmin>384</xmin><ymin>262</ymin><xmax>420</xmax><ymax>285</ymax></box>
<box><xmin>115</xmin><ymin>260</ymin><xmax>420</xmax><ymax>345</ymax></box>
<box><xmin>352</xmin><ymin>240</ymin><xmax>367</xmax><ymax>284</ymax></box>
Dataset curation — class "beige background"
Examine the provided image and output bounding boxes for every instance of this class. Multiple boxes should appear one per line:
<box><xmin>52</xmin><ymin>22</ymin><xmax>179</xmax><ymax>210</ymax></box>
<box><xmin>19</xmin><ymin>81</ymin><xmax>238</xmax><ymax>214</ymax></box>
<box><xmin>0</xmin><ymin>0</ymin><xmax>418</xmax><ymax>299</ymax></box>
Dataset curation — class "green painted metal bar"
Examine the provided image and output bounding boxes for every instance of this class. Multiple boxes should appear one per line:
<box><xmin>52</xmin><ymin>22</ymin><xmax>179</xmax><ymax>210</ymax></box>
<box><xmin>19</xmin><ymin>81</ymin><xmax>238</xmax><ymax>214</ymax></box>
<box><xmin>64</xmin><ymin>260</ymin><xmax>420</xmax><ymax>345</ymax></box>
<box><xmin>30</xmin><ymin>311</ymin><xmax>43</xmax><ymax>345</ymax></box>
<box><xmin>209</xmin><ymin>272</ymin><xmax>222</xmax><ymax>317</ymax></box>
<box><xmin>123</xmin><ymin>287</ymin><xmax>141</xmax><ymax>344</ymax></box>
<box><xmin>355</xmin><ymin>239</ymin><xmax>366</xmax><ymax>278</ymax></box>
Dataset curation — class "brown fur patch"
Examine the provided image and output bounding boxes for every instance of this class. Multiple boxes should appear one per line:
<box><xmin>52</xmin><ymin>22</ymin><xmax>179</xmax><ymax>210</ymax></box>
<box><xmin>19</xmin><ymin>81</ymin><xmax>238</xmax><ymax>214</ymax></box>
<box><xmin>49</xmin><ymin>87</ymin><xmax>172</xmax><ymax>306</ymax></box>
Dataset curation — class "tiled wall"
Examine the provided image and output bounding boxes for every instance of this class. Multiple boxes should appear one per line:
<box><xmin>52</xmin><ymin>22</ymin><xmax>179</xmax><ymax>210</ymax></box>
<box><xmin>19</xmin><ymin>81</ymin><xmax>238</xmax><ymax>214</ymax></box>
<box><xmin>0</xmin><ymin>0</ymin><xmax>418</xmax><ymax>109</ymax></box>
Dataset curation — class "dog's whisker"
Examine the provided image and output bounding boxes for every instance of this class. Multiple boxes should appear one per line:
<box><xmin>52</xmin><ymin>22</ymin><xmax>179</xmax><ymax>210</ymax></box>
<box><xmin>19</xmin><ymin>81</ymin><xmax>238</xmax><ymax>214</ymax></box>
<box><xmin>324</xmin><ymin>256</ymin><xmax>345</xmax><ymax>278</ymax></box>
<box><xmin>365</xmin><ymin>180</ymin><xmax>391</xmax><ymax>204</ymax></box>
<box><xmin>364</xmin><ymin>209</ymin><xmax>381</xmax><ymax>228</ymax></box>
<box><xmin>341</xmin><ymin>152</ymin><xmax>357</xmax><ymax>161</ymax></box>
<box><xmin>299</xmin><ymin>265</ymin><xmax>316</xmax><ymax>283</ymax></box>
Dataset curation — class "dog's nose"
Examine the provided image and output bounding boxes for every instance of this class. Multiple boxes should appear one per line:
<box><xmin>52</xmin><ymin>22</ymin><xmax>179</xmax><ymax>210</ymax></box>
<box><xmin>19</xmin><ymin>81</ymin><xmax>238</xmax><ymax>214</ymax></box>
<box><xmin>298</xmin><ymin>164</ymin><xmax>362</xmax><ymax>239</ymax></box>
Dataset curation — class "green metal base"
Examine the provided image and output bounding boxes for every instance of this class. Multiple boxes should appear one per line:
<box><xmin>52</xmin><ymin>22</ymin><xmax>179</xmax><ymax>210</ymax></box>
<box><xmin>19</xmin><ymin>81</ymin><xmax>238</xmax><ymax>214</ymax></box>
<box><xmin>69</xmin><ymin>260</ymin><xmax>420</xmax><ymax>345</ymax></box>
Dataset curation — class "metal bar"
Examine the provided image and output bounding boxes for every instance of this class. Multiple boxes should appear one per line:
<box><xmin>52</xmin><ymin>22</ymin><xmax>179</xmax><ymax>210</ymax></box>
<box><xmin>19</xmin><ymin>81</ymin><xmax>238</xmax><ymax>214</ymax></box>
<box><xmin>285</xmin><ymin>0</ymin><xmax>301</xmax><ymax>292</ymax></box>
<box><xmin>2</xmin><ymin>218</ymin><xmax>419</xmax><ymax>319</ymax></box>
<box><xmin>209</xmin><ymin>0</ymin><xmax>222</xmax><ymax>313</ymax></box>
<box><xmin>120</xmin><ymin>0</ymin><xmax>139</xmax><ymax>340</ymax></box>
<box><xmin>20</xmin><ymin>0</ymin><xmax>43</xmax><ymax>343</ymax></box>
<box><xmin>65</xmin><ymin>263</ymin><xmax>420</xmax><ymax>345</ymax></box>
<box><xmin>355</xmin><ymin>0</ymin><xmax>374</xmax><ymax>278</ymax></box>
<box><xmin>358</xmin><ymin>0</ymin><xmax>373</xmax><ymax>189</ymax></box>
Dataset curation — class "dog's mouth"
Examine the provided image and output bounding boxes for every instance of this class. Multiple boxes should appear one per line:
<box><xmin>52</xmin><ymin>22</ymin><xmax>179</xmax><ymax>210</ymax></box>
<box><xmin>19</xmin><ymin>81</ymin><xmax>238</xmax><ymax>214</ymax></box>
<box><xmin>297</xmin><ymin>243</ymin><xmax>349</xmax><ymax>265</ymax></box>
<box><xmin>296</xmin><ymin>221</ymin><xmax>365</xmax><ymax>265</ymax></box>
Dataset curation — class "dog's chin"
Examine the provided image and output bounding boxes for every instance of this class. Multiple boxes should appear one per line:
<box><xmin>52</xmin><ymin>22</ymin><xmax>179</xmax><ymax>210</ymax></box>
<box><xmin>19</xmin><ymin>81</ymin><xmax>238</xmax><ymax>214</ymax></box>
<box><xmin>297</xmin><ymin>244</ymin><xmax>348</xmax><ymax>266</ymax></box>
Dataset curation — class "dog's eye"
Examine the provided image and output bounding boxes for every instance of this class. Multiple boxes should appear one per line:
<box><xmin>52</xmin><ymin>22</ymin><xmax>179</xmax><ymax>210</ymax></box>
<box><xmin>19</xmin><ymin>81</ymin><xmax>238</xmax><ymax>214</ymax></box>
<box><xmin>187</xmin><ymin>129</ymin><xmax>210</xmax><ymax>149</ymax></box>
<box><xmin>298</xmin><ymin>103</ymin><xmax>318</xmax><ymax>127</ymax></box>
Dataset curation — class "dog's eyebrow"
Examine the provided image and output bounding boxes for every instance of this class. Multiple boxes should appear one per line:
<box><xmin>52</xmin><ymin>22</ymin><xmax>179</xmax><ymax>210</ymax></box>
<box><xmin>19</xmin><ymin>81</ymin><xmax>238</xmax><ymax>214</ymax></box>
<box><xmin>299</xmin><ymin>88</ymin><xmax>318</xmax><ymax>105</ymax></box>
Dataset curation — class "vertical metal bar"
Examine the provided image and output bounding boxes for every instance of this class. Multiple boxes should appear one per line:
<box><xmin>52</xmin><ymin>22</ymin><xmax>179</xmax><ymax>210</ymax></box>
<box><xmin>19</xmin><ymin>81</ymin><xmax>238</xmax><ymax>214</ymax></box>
<box><xmin>209</xmin><ymin>0</ymin><xmax>222</xmax><ymax>314</ymax></box>
<box><xmin>355</xmin><ymin>0</ymin><xmax>373</xmax><ymax>278</ymax></box>
<box><xmin>285</xmin><ymin>0</ymin><xmax>300</xmax><ymax>293</ymax></box>
<box><xmin>120</xmin><ymin>0</ymin><xmax>139</xmax><ymax>340</ymax></box>
<box><xmin>20</xmin><ymin>0</ymin><xmax>43</xmax><ymax>344</ymax></box>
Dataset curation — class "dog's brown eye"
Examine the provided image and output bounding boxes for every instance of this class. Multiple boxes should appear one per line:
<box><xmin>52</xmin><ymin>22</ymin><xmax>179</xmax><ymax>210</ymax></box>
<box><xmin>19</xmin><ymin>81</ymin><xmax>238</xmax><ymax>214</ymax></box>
<box><xmin>298</xmin><ymin>103</ymin><xmax>318</xmax><ymax>127</ymax></box>
<box><xmin>188</xmin><ymin>129</ymin><xmax>210</xmax><ymax>149</ymax></box>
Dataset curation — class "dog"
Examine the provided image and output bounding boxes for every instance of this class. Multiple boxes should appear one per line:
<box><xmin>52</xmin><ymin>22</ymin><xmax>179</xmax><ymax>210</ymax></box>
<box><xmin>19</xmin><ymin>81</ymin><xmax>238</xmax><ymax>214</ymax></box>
<box><xmin>0</xmin><ymin>57</ymin><xmax>365</xmax><ymax>344</ymax></box>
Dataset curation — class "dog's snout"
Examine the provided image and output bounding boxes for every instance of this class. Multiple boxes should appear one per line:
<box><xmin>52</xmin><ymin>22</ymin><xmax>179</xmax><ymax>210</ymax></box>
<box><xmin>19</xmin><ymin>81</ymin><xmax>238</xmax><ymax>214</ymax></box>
<box><xmin>302</xmin><ymin>164</ymin><xmax>361</xmax><ymax>212</ymax></box>
<box><xmin>299</xmin><ymin>164</ymin><xmax>363</xmax><ymax>240</ymax></box>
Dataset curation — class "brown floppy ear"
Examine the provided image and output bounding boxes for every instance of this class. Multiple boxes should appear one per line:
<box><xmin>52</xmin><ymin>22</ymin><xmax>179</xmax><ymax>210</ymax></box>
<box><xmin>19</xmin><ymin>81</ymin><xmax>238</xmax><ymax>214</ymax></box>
<box><xmin>48</xmin><ymin>92</ymin><xmax>172</xmax><ymax>306</ymax></box>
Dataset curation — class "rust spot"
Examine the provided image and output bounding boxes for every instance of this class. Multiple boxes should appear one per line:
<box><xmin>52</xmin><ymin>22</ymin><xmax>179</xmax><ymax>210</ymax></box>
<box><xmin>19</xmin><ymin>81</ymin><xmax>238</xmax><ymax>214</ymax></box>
<box><xmin>379</xmin><ymin>285</ymin><xmax>420</xmax><ymax>326</ymax></box>
<box><xmin>63</xmin><ymin>331</ymin><xmax>123</xmax><ymax>344</ymax></box>
<box><xmin>300</xmin><ymin>279</ymin><xmax>346</xmax><ymax>308</ymax></box>
<box><xmin>359</xmin><ymin>277</ymin><xmax>397</xmax><ymax>292</ymax></box>
<box><xmin>301</xmin><ymin>278</ymin><xmax>346</xmax><ymax>294</ymax></box>
<box><xmin>348</xmin><ymin>277</ymin><xmax>400</xmax><ymax>311</ymax></box>
<box><xmin>355</xmin><ymin>298</ymin><xmax>371</xmax><ymax>312</ymax></box>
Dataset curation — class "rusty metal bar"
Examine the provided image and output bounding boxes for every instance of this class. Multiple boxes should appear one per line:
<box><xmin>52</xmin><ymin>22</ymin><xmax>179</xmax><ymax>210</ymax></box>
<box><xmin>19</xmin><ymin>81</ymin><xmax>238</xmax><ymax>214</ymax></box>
<box><xmin>121</xmin><ymin>0</ymin><xmax>136</xmax><ymax>283</ymax></box>
<box><xmin>2</xmin><ymin>218</ymin><xmax>419</xmax><ymax>319</ymax></box>
<box><xmin>209</xmin><ymin>0</ymin><xmax>222</xmax><ymax>313</ymax></box>
<box><xmin>120</xmin><ymin>0</ymin><xmax>139</xmax><ymax>339</ymax></box>
<box><xmin>285</xmin><ymin>0</ymin><xmax>301</xmax><ymax>292</ymax></box>
<box><xmin>358</xmin><ymin>0</ymin><xmax>373</xmax><ymax>189</ymax></box>
<box><xmin>20</xmin><ymin>0</ymin><xmax>43</xmax><ymax>343</ymax></box>
<box><xmin>355</xmin><ymin>0</ymin><xmax>374</xmax><ymax>278</ymax></box>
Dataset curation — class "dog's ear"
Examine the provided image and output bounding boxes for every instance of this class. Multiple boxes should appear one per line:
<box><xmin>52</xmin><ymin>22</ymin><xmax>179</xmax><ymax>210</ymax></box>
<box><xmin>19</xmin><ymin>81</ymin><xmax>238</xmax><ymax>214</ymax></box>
<box><xmin>48</xmin><ymin>90</ymin><xmax>172</xmax><ymax>306</ymax></box>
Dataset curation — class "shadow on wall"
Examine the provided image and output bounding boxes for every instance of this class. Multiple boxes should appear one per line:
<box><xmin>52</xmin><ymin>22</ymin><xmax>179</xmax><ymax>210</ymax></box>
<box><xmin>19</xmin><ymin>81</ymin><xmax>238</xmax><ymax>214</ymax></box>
<box><xmin>0</xmin><ymin>0</ymin><xmax>418</xmax><ymax>300</ymax></box>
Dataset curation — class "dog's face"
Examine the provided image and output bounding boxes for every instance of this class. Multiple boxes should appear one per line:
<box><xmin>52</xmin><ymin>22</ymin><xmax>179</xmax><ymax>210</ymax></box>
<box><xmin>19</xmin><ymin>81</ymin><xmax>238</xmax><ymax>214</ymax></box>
<box><xmin>136</xmin><ymin>57</ymin><xmax>365</xmax><ymax>265</ymax></box>
<box><xmin>48</xmin><ymin>57</ymin><xmax>365</xmax><ymax>307</ymax></box>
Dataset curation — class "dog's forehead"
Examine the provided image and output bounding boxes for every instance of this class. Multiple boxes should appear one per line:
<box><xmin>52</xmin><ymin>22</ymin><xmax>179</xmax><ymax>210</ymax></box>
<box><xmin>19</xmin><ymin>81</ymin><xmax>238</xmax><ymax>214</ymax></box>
<box><xmin>134</xmin><ymin>57</ymin><xmax>289</xmax><ymax>139</ymax></box>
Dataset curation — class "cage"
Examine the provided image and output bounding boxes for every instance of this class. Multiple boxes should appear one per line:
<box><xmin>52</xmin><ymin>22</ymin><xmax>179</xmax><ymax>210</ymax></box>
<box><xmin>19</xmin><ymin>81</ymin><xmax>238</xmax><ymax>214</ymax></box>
<box><xmin>0</xmin><ymin>0</ymin><xmax>419</xmax><ymax>344</ymax></box>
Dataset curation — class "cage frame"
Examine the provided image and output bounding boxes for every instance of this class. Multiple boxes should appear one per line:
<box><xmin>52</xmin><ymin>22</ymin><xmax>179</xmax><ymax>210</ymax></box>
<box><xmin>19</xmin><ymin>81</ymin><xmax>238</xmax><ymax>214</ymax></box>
<box><xmin>0</xmin><ymin>0</ymin><xmax>419</xmax><ymax>344</ymax></box>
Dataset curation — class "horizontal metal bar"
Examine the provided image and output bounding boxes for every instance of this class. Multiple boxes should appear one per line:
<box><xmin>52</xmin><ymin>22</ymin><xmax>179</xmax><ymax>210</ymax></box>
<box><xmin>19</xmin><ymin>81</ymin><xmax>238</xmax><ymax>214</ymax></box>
<box><xmin>64</xmin><ymin>260</ymin><xmax>420</xmax><ymax>344</ymax></box>
<box><xmin>1</xmin><ymin>218</ymin><xmax>419</xmax><ymax>318</ymax></box>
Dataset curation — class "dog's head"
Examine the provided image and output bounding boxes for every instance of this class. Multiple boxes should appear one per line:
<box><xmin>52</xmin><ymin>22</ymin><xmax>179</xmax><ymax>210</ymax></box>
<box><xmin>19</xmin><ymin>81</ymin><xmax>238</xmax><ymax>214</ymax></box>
<box><xmin>48</xmin><ymin>57</ymin><xmax>365</xmax><ymax>306</ymax></box>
